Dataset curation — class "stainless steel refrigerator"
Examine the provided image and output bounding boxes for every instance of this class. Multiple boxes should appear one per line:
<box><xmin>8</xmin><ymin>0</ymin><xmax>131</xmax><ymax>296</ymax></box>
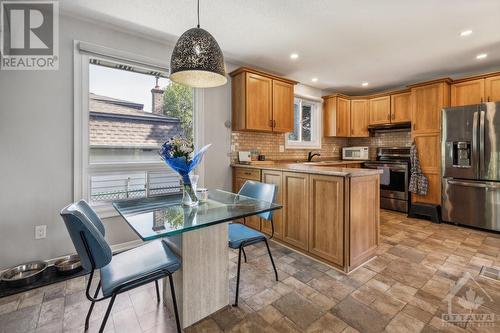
<box><xmin>442</xmin><ymin>102</ymin><xmax>500</xmax><ymax>231</ymax></box>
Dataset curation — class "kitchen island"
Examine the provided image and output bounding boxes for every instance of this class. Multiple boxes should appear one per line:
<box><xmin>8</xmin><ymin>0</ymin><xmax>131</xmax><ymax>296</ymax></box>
<box><xmin>232</xmin><ymin>161</ymin><xmax>381</xmax><ymax>273</ymax></box>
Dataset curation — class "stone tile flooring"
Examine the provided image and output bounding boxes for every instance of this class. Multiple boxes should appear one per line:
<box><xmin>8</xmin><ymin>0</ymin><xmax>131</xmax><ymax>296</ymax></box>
<box><xmin>2</xmin><ymin>210</ymin><xmax>500</xmax><ymax>332</ymax></box>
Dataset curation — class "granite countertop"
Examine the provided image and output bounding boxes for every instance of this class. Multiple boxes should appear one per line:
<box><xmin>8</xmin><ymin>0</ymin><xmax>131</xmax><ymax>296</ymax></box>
<box><xmin>231</xmin><ymin>160</ymin><xmax>382</xmax><ymax>177</ymax></box>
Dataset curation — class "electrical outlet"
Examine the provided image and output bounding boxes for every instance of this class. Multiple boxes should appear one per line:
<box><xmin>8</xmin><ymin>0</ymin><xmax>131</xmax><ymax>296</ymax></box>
<box><xmin>279</xmin><ymin>145</ymin><xmax>285</xmax><ymax>153</ymax></box>
<box><xmin>35</xmin><ymin>225</ymin><xmax>47</xmax><ymax>239</ymax></box>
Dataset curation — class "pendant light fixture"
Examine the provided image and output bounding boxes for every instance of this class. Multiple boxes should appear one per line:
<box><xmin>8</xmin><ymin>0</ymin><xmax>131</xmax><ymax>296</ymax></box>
<box><xmin>170</xmin><ymin>0</ymin><xmax>227</xmax><ymax>88</ymax></box>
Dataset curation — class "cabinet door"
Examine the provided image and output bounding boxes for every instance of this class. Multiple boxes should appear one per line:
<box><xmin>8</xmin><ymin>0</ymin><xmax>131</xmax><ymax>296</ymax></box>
<box><xmin>451</xmin><ymin>79</ymin><xmax>485</xmax><ymax>106</ymax></box>
<box><xmin>233</xmin><ymin>176</ymin><xmax>261</xmax><ymax>230</ymax></box>
<box><xmin>261</xmin><ymin>170</ymin><xmax>283</xmax><ymax>240</ymax></box>
<box><xmin>391</xmin><ymin>92</ymin><xmax>411</xmax><ymax>123</ymax></box>
<box><xmin>336</xmin><ymin>97</ymin><xmax>351</xmax><ymax>137</ymax></box>
<box><xmin>282</xmin><ymin>172</ymin><xmax>309</xmax><ymax>250</ymax></box>
<box><xmin>272</xmin><ymin>80</ymin><xmax>294</xmax><ymax>133</ymax></box>
<box><xmin>323</xmin><ymin>97</ymin><xmax>336</xmax><ymax>136</ymax></box>
<box><xmin>485</xmin><ymin>75</ymin><xmax>500</xmax><ymax>102</ymax></box>
<box><xmin>350</xmin><ymin>99</ymin><xmax>369</xmax><ymax>137</ymax></box>
<box><xmin>308</xmin><ymin>175</ymin><xmax>344</xmax><ymax>266</ymax></box>
<box><xmin>369</xmin><ymin>96</ymin><xmax>391</xmax><ymax>125</ymax></box>
<box><xmin>411</xmin><ymin>82</ymin><xmax>449</xmax><ymax>133</ymax></box>
<box><xmin>246</xmin><ymin>73</ymin><xmax>273</xmax><ymax>131</ymax></box>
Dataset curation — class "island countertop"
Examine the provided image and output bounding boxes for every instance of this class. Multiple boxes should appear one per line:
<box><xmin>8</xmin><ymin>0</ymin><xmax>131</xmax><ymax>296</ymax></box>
<box><xmin>231</xmin><ymin>161</ymin><xmax>381</xmax><ymax>177</ymax></box>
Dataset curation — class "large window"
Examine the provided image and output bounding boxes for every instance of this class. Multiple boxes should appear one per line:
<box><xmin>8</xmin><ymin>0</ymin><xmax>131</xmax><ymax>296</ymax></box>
<box><xmin>76</xmin><ymin>50</ymin><xmax>194</xmax><ymax>216</ymax></box>
<box><xmin>286</xmin><ymin>97</ymin><xmax>321</xmax><ymax>148</ymax></box>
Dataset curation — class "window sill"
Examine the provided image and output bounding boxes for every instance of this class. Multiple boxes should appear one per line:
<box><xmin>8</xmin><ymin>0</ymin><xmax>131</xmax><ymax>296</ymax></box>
<box><xmin>285</xmin><ymin>142</ymin><xmax>322</xmax><ymax>150</ymax></box>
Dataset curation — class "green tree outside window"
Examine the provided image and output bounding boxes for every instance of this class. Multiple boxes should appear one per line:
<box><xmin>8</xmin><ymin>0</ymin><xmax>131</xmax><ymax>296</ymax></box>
<box><xmin>162</xmin><ymin>82</ymin><xmax>194</xmax><ymax>139</ymax></box>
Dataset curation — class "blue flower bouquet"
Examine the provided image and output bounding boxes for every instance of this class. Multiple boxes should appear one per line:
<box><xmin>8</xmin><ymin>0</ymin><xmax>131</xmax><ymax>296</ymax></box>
<box><xmin>159</xmin><ymin>137</ymin><xmax>211</xmax><ymax>206</ymax></box>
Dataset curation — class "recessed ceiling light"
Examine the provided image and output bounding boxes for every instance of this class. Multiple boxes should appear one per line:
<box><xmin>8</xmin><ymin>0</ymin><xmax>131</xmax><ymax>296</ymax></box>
<box><xmin>311</xmin><ymin>78</ymin><xmax>318</xmax><ymax>82</ymax></box>
<box><xmin>290</xmin><ymin>53</ymin><xmax>299</xmax><ymax>60</ymax></box>
<box><xmin>460</xmin><ymin>30</ymin><xmax>473</xmax><ymax>37</ymax></box>
<box><xmin>476</xmin><ymin>53</ymin><xmax>488</xmax><ymax>60</ymax></box>
<box><xmin>362</xmin><ymin>82</ymin><xmax>369</xmax><ymax>87</ymax></box>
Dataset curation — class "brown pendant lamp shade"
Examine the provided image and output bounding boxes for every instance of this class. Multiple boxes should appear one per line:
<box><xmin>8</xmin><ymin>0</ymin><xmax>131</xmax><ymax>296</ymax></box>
<box><xmin>170</xmin><ymin>1</ymin><xmax>227</xmax><ymax>88</ymax></box>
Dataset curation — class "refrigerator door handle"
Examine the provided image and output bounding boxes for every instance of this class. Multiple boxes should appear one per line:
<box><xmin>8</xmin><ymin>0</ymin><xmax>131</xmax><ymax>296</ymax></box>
<box><xmin>472</xmin><ymin>111</ymin><xmax>479</xmax><ymax>178</ymax></box>
<box><xmin>447</xmin><ymin>180</ymin><xmax>487</xmax><ymax>188</ymax></box>
<box><xmin>479</xmin><ymin>109</ymin><xmax>485</xmax><ymax>177</ymax></box>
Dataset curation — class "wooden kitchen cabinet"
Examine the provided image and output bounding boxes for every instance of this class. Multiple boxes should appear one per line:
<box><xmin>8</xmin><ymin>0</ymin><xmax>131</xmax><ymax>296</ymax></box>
<box><xmin>451</xmin><ymin>79</ymin><xmax>485</xmax><ymax>106</ymax></box>
<box><xmin>390</xmin><ymin>91</ymin><xmax>412</xmax><ymax>123</ymax></box>
<box><xmin>230</xmin><ymin>67</ymin><xmax>297</xmax><ymax>133</ymax></box>
<box><xmin>272</xmin><ymin>80</ymin><xmax>294</xmax><ymax>132</ymax></box>
<box><xmin>308</xmin><ymin>175</ymin><xmax>344</xmax><ymax>266</ymax></box>
<box><xmin>232</xmin><ymin>167</ymin><xmax>262</xmax><ymax>230</ymax></box>
<box><xmin>369</xmin><ymin>95</ymin><xmax>391</xmax><ymax>125</ymax></box>
<box><xmin>282</xmin><ymin>172</ymin><xmax>309</xmax><ymax>250</ymax></box>
<box><xmin>410</xmin><ymin>80</ymin><xmax>451</xmax><ymax>205</ymax></box>
<box><xmin>261</xmin><ymin>170</ymin><xmax>283</xmax><ymax>240</ymax></box>
<box><xmin>350</xmin><ymin>99</ymin><xmax>369</xmax><ymax>137</ymax></box>
<box><xmin>323</xmin><ymin>95</ymin><xmax>351</xmax><ymax>137</ymax></box>
<box><xmin>484</xmin><ymin>75</ymin><xmax>500</xmax><ymax>102</ymax></box>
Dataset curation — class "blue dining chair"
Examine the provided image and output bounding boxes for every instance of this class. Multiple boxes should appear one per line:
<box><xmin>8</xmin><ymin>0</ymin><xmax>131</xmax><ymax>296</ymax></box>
<box><xmin>229</xmin><ymin>180</ymin><xmax>279</xmax><ymax>306</ymax></box>
<box><xmin>60</xmin><ymin>200</ymin><xmax>182</xmax><ymax>333</ymax></box>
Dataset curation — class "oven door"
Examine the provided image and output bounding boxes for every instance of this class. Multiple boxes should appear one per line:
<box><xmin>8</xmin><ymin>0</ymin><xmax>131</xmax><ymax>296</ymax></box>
<box><xmin>364</xmin><ymin>162</ymin><xmax>408</xmax><ymax>200</ymax></box>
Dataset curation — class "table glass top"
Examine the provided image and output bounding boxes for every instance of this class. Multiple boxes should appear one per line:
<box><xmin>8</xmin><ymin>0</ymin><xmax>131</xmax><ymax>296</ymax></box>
<box><xmin>113</xmin><ymin>190</ymin><xmax>281</xmax><ymax>241</ymax></box>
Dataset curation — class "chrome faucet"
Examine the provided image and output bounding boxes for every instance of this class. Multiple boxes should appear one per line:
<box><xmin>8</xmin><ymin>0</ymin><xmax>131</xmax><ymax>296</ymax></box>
<box><xmin>307</xmin><ymin>151</ymin><xmax>321</xmax><ymax>162</ymax></box>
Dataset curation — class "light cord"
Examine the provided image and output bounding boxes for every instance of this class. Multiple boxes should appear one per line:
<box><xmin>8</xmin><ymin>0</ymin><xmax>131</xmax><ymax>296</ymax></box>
<box><xmin>197</xmin><ymin>0</ymin><xmax>200</xmax><ymax>28</ymax></box>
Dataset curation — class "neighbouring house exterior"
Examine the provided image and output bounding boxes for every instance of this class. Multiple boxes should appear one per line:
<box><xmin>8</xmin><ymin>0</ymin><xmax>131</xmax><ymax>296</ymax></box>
<box><xmin>88</xmin><ymin>87</ymin><xmax>184</xmax><ymax>202</ymax></box>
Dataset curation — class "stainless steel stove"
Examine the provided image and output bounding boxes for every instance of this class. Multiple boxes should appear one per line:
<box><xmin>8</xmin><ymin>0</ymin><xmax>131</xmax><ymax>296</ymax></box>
<box><xmin>363</xmin><ymin>147</ymin><xmax>411</xmax><ymax>213</ymax></box>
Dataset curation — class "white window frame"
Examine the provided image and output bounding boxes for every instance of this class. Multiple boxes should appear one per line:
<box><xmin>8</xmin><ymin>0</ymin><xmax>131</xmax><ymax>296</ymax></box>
<box><xmin>73</xmin><ymin>41</ymin><xmax>205</xmax><ymax>218</ymax></box>
<box><xmin>285</xmin><ymin>97</ymin><xmax>322</xmax><ymax>149</ymax></box>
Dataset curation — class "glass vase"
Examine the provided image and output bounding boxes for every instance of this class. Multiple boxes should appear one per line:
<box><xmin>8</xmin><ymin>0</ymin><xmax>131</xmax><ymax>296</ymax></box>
<box><xmin>181</xmin><ymin>174</ymin><xmax>199</xmax><ymax>207</ymax></box>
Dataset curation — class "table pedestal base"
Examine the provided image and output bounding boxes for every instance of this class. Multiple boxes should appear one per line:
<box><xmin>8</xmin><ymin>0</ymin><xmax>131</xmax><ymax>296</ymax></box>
<box><xmin>163</xmin><ymin>222</ymin><xmax>229</xmax><ymax>329</ymax></box>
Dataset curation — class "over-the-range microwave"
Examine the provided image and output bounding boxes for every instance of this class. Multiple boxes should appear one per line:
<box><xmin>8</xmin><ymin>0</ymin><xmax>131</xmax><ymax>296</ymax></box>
<box><xmin>342</xmin><ymin>146</ymin><xmax>369</xmax><ymax>160</ymax></box>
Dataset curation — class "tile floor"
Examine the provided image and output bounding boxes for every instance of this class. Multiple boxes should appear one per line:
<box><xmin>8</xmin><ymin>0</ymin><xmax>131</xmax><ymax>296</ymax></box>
<box><xmin>1</xmin><ymin>210</ymin><xmax>500</xmax><ymax>333</ymax></box>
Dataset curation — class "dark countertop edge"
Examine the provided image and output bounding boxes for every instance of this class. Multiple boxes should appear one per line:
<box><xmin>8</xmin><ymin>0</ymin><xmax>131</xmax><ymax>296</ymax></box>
<box><xmin>231</xmin><ymin>163</ymin><xmax>383</xmax><ymax>177</ymax></box>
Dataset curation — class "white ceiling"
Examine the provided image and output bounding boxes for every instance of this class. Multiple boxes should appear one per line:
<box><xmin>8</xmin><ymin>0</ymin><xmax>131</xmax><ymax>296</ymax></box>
<box><xmin>61</xmin><ymin>0</ymin><xmax>500</xmax><ymax>94</ymax></box>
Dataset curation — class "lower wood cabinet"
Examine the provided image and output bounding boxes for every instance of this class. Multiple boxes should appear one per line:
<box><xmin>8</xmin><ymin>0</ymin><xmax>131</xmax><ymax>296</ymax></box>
<box><xmin>282</xmin><ymin>172</ymin><xmax>309</xmax><ymax>250</ymax></box>
<box><xmin>261</xmin><ymin>170</ymin><xmax>283</xmax><ymax>240</ymax></box>
<box><xmin>308</xmin><ymin>175</ymin><xmax>344</xmax><ymax>266</ymax></box>
<box><xmin>232</xmin><ymin>168</ymin><xmax>262</xmax><ymax>230</ymax></box>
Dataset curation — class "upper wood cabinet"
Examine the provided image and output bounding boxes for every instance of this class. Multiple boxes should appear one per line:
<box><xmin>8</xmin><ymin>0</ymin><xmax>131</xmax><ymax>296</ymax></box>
<box><xmin>485</xmin><ymin>75</ymin><xmax>500</xmax><ymax>102</ymax></box>
<box><xmin>350</xmin><ymin>99</ymin><xmax>369</xmax><ymax>137</ymax></box>
<box><xmin>451</xmin><ymin>74</ymin><xmax>500</xmax><ymax>106</ymax></box>
<box><xmin>411</xmin><ymin>81</ymin><xmax>450</xmax><ymax>133</ymax></box>
<box><xmin>272</xmin><ymin>80</ymin><xmax>295</xmax><ymax>132</ymax></box>
<box><xmin>451</xmin><ymin>79</ymin><xmax>485</xmax><ymax>106</ymax></box>
<box><xmin>369</xmin><ymin>96</ymin><xmax>391</xmax><ymax>125</ymax></box>
<box><xmin>323</xmin><ymin>95</ymin><xmax>350</xmax><ymax>137</ymax></box>
<box><xmin>391</xmin><ymin>91</ymin><xmax>412</xmax><ymax>123</ymax></box>
<box><xmin>230</xmin><ymin>67</ymin><xmax>297</xmax><ymax>133</ymax></box>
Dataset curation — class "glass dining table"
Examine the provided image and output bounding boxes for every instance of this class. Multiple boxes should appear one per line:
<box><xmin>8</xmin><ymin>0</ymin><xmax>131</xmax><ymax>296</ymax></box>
<box><xmin>113</xmin><ymin>189</ymin><xmax>281</xmax><ymax>329</ymax></box>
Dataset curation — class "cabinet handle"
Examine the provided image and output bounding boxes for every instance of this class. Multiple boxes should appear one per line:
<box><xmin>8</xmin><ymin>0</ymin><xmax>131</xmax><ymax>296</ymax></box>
<box><xmin>269</xmin><ymin>120</ymin><xmax>273</xmax><ymax>128</ymax></box>
<box><xmin>413</xmin><ymin>123</ymin><xmax>416</xmax><ymax>130</ymax></box>
<box><xmin>273</xmin><ymin>120</ymin><xmax>277</xmax><ymax>128</ymax></box>
<box><xmin>487</xmin><ymin>96</ymin><xmax>490</xmax><ymax>102</ymax></box>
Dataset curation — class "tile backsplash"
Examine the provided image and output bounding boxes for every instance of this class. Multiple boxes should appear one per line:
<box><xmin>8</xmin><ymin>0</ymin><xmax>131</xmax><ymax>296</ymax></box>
<box><xmin>231</xmin><ymin>130</ymin><xmax>411</xmax><ymax>162</ymax></box>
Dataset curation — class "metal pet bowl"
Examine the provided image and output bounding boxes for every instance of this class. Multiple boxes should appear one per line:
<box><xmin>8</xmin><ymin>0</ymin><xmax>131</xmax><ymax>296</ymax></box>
<box><xmin>1</xmin><ymin>261</ymin><xmax>48</xmax><ymax>287</ymax></box>
<box><xmin>54</xmin><ymin>255</ymin><xmax>82</xmax><ymax>276</ymax></box>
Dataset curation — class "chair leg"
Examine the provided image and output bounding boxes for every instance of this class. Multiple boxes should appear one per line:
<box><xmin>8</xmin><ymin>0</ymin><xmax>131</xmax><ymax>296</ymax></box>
<box><xmin>264</xmin><ymin>239</ymin><xmax>278</xmax><ymax>281</ymax></box>
<box><xmin>242</xmin><ymin>247</ymin><xmax>247</xmax><ymax>263</ymax></box>
<box><xmin>168</xmin><ymin>274</ymin><xmax>182</xmax><ymax>333</ymax></box>
<box><xmin>85</xmin><ymin>280</ymin><xmax>101</xmax><ymax>330</ymax></box>
<box><xmin>99</xmin><ymin>293</ymin><xmax>116</xmax><ymax>333</ymax></box>
<box><xmin>233</xmin><ymin>246</ymin><xmax>243</xmax><ymax>307</ymax></box>
<box><xmin>154</xmin><ymin>280</ymin><xmax>160</xmax><ymax>303</ymax></box>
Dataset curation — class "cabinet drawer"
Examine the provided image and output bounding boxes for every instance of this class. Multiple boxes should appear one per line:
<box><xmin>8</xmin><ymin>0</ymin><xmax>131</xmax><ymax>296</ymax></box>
<box><xmin>233</xmin><ymin>168</ymin><xmax>261</xmax><ymax>181</ymax></box>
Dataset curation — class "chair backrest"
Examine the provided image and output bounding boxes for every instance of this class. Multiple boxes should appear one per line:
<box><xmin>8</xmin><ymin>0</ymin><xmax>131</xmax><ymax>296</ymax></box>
<box><xmin>238</xmin><ymin>180</ymin><xmax>277</xmax><ymax>221</ymax></box>
<box><xmin>60</xmin><ymin>200</ymin><xmax>112</xmax><ymax>271</ymax></box>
